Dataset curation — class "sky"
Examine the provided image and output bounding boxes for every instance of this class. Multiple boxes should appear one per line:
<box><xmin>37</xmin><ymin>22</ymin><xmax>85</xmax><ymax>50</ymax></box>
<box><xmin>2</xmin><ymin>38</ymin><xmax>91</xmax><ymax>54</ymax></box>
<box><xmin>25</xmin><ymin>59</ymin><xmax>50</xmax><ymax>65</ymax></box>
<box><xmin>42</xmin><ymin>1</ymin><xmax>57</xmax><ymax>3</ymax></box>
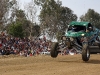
<box><xmin>18</xmin><ymin>0</ymin><xmax>100</xmax><ymax>19</ymax></box>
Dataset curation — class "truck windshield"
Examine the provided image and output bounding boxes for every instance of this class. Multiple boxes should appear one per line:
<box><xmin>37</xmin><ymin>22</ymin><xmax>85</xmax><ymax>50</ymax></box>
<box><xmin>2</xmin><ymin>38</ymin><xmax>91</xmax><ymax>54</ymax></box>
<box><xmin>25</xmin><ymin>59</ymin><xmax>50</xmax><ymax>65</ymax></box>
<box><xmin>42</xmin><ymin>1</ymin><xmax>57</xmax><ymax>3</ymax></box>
<box><xmin>68</xmin><ymin>25</ymin><xmax>86</xmax><ymax>32</ymax></box>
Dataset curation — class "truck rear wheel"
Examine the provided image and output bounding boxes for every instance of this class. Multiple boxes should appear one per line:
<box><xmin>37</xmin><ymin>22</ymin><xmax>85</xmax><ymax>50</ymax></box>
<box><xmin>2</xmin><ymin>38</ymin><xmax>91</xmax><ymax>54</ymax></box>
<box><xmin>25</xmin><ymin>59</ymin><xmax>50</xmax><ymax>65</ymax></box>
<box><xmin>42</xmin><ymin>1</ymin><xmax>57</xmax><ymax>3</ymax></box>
<box><xmin>82</xmin><ymin>44</ymin><xmax>90</xmax><ymax>61</ymax></box>
<box><xmin>50</xmin><ymin>42</ymin><xmax>59</xmax><ymax>58</ymax></box>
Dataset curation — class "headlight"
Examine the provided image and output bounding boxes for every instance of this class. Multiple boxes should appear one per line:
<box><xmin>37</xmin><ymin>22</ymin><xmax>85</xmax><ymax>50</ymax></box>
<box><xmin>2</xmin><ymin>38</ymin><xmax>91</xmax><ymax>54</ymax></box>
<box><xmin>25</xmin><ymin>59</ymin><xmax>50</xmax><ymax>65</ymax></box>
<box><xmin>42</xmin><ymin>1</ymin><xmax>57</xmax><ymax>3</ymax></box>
<box><xmin>81</xmin><ymin>34</ymin><xmax>85</xmax><ymax>36</ymax></box>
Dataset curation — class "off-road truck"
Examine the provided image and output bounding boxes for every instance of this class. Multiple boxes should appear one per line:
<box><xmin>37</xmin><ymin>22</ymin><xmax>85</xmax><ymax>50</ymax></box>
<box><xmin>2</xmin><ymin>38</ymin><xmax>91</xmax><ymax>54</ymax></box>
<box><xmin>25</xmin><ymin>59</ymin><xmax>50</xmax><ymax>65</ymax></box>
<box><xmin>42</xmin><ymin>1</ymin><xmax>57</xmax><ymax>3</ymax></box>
<box><xmin>50</xmin><ymin>21</ymin><xmax>100</xmax><ymax>61</ymax></box>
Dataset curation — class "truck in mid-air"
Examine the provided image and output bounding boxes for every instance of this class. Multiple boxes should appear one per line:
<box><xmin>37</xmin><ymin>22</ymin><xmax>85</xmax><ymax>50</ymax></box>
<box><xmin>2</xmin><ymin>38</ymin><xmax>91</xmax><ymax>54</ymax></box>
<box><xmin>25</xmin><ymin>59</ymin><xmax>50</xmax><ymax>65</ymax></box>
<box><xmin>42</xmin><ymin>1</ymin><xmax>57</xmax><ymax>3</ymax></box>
<box><xmin>50</xmin><ymin>21</ymin><xmax>100</xmax><ymax>61</ymax></box>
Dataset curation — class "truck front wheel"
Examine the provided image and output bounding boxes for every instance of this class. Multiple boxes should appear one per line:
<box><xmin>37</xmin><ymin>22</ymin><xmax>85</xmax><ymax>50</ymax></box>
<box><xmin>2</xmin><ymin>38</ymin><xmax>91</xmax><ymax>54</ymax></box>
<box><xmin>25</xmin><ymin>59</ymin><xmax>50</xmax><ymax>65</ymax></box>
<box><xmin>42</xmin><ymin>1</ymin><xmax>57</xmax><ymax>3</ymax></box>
<box><xmin>50</xmin><ymin>42</ymin><xmax>59</xmax><ymax>58</ymax></box>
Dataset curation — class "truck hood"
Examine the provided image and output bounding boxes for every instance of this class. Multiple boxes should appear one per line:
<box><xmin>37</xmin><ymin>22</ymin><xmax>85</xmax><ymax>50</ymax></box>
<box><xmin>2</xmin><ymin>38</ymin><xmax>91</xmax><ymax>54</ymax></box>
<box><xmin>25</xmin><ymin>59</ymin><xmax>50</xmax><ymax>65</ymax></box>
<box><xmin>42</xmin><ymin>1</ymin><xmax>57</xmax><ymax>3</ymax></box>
<box><xmin>65</xmin><ymin>31</ymin><xmax>86</xmax><ymax>37</ymax></box>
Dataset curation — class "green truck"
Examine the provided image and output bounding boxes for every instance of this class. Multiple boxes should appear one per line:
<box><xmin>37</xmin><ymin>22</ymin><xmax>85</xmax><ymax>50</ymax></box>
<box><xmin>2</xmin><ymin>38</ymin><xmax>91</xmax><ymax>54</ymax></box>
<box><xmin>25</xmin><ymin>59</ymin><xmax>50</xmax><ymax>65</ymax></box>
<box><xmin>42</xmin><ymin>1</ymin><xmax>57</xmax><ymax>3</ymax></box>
<box><xmin>50</xmin><ymin>21</ymin><xmax>100</xmax><ymax>61</ymax></box>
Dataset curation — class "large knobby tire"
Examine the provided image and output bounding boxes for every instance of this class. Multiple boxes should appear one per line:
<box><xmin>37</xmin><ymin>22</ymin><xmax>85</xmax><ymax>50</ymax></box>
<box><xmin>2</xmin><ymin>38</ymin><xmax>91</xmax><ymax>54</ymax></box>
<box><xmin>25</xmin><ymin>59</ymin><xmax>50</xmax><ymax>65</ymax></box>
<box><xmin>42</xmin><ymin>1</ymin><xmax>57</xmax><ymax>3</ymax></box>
<box><xmin>98</xmin><ymin>43</ymin><xmax>100</xmax><ymax>50</ymax></box>
<box><xmin>82</xmin><ymin>44</ymin><xmax>90</xmax><ymax>61</ymax></box>
<box><xmin>50</xmin><ymin>42</ymin><xmax>59</xmax><ymax>58</ymax></box>
<box><xmin>96</xmin><ymin>36</ymin><xmax>100</xmax><ymax>49</ymax></box>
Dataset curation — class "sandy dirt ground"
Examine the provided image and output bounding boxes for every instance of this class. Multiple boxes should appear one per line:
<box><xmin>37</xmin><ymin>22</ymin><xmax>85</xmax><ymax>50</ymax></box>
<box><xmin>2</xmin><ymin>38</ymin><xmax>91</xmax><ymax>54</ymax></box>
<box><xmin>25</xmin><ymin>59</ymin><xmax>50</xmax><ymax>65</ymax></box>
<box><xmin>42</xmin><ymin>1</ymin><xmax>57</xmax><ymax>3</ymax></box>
<box><xmin>0</xmin><ymin>54</ymin><xmax>100</xmax><ymax>75</ymax></box>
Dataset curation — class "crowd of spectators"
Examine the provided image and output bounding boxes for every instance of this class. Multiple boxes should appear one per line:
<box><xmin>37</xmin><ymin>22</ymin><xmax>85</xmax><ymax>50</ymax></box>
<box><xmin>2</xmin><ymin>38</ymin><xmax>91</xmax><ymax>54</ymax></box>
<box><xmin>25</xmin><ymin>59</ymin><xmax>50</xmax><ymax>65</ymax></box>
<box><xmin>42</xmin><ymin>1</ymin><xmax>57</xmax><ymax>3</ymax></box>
<box><xmin>0</xmin><ymin>32</ymin><xmax>51</xmax><ymax>57</ymax></box>
<box><xmin>0</xmin><ymin>32</ymin><xmax>78</xmax><ymax>57</ymax></box>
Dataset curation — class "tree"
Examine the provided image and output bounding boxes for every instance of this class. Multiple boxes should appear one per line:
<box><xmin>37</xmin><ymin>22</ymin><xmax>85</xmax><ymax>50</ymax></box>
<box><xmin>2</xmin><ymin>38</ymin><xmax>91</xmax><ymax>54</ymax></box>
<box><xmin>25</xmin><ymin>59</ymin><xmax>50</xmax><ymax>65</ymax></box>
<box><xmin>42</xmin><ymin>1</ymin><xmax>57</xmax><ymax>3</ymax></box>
<box><xmin>34</xmin><ymin>0</ymin><xmax>45</xmax><ymax>6</ymax></box>
<box><xmin>7</xmin><ymin>8</ymin><xmax>40</xmax><ymax>38</ymax></box>
<box><xmin>7</xmin><ymin>9</ymin><xmax>30</xmax><ymax>38</ymax></box>
<box><xmin>8</xmin><ymin>22</ymin><xmax>24</xmax><ymax>38</ymax></box>
<box><xmin>80</xmin><ymin>9</ymin><xmax>100</xmax><ymax>29</ymax></box>
<box><xmin>37</xmin><ymin>0</ymin><xmax>77</xmax><ymax>40</ymax></box>
<box><xmin>32</xmin><ymin>24</ymin><xmax>40</xmax><ymax>36</ymax></box>
<box><xmin>0</xmin><ymin>0</ymin><xmax>17</xmax><ymax>31</ymax></box>
<box><xmin>25</xmin><ymin>0</ymin><xmax>37</xmax><ymax>39</ymax></box>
